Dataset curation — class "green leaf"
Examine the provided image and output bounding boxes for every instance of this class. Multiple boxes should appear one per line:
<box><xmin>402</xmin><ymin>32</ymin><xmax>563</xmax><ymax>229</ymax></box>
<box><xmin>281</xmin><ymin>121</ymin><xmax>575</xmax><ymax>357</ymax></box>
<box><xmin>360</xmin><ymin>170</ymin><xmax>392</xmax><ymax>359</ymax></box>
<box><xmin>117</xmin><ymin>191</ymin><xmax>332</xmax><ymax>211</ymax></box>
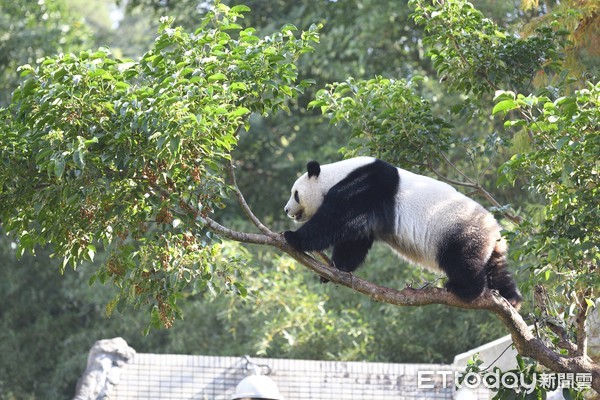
<box><xmin>222</xmin><ymin>23</ymin><xmax>243</xmax><ymax>31</ymax></box>
<box><xmin>234</xmin><ymin>282</ymin><xmax>247</xmax><ymax>297</ymax></box>
<box><xmin>35</xmin><ymin>148</ymin><xmax>54</xmax><ymax>164</ymax></box>
<box><xmin>230</xmin><ymin>4</ymin><xmax>251</xmax><ymax>13</ymax></box>
<box><xmin>18</xmin><ymin>64</ymin><xmax>35</xmax><ymax>77</ymax></box>
<box><xmin>307</xmin><ymin>99</ymin><xmax>326</xmax><ymax>109</ymax></box>
<box><xmin>231</xmin><ymin>107</ymin><xmax>250</xmax><ymax>117</ymax></box>
<box><xmin>230</xmin><ymin>82</ymin><xmax>248</xmax><ymax>91</ymax></box>
<box><xmin>281</xmin><ymin>23</ymin><xmax>298</xmax><ymax>33</ymax></box>
<box><xmin>504</xmin><ymin>119</ymin><xmax>526</xmax><ymax>128</ymax></box>
<box><xmin>87</xmin><ymin>244</ymin><xmax>96</xmax><ymax>261</ymax></box>
<box><xmin>169</xmin><ymin>136</ymin><xmax>181</xmax><ymax>155</ymax></box>
<box><xmin>494</xmin><ymin>90</ymin><xmax>516</xmax><ymax>101</ymax></box>
<box><xmin>52</xmin><ymin>67</ymin><xmax>68</xmax><ymax>81</ymax></box>
<box><xmin>73</xmin><ymin>149</ymin><xmax>85</xmax><ymax>169</ymax></box>
<box><xmin>208</xmin><ymin>73</ymin><xmax>227</xmax><ymax>82</ymax></box>
<box><xmin>84</xmin><ymin>137</ymin><xmax>99</xmax><ymax>146</ymax></box>
<box><xmin>492</xmin><ymin>99</ymin><xmax>517</xmax><ymax>115</ymax></box>
<box><xmin>585</xmin><ymin>298</ymin><xmax>595</xmax><ymax>310</ymax></box>
<box><xmin>54</xmin><ymin>157</ymin><xmax>65</xmax><ymax>179</ymax></box>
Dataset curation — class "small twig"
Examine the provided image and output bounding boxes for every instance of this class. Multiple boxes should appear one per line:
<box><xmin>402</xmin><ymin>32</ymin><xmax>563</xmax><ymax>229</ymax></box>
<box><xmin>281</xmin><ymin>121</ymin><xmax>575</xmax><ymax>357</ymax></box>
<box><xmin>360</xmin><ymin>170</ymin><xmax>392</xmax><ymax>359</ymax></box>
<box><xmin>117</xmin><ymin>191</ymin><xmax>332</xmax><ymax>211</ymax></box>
<box><xmin>480</xmin><ymin>342</ymin><xmax>515</xmax><ymax>372</ymax></box>
<box><xmin>428</xmin><ymin>159</ymin><xmax>522</xmax><ymax>224</ymax></box>
<box><xmin>145</xmin><ymin>178</ymin><xmax>274</xmax><ymax>246</ymax></box>
<box><xmin>429</xmin><ymin>161</ymin><xmax>479</xmax><ymax>190</ymax></box>
<box><xmin>416</xmin><ymin>276</ymin><xmax>445</xmax><ymax>290</ymax></box>
<box><xmin>440</xmin><ymin>153</ymin><xmax>471</xmax><ymax>182</ymax></box>
<box><xmin>478</xmin><ymin>147</ymin><xmax>498</xmax><ymax>184</ymax></box>
<box><xmin>225</xmin><ymin>159</ymin><xmax>277</xmax><ymax>238</ymax></box>
<box><xmin>546</xmin><ymin>320</ymin><xmax>578</xmax><ymax>356</ymax></box>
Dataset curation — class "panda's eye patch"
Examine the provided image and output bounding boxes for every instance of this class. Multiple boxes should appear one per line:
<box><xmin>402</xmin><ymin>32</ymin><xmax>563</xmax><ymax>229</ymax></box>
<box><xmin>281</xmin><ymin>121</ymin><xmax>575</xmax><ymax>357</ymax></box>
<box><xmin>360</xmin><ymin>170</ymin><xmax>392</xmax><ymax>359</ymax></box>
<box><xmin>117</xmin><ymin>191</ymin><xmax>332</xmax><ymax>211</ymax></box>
<box><xmin>294</xmin><ymin>190</ymin><xmax>300</xmax><ymax>203</ymax></box>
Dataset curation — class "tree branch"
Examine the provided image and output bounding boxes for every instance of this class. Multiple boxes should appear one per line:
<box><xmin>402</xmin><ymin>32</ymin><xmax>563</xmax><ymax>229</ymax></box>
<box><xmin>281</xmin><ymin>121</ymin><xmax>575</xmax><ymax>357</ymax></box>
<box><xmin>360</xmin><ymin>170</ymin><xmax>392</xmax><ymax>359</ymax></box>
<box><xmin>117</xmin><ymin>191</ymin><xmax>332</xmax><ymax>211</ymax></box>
<box><xmin>200</xmin><ymin>216</ymin><xmax>275</xmax><ymax>246</ymax></box>
<box><xmin>225</xmin><ymin>159</ymin><xmax>277</xmax><ymax>238</ymax></box>
<box><xmin>439</xmin><ymin>152</ymin><xmax>477</xmax><ymax>185</ymax></box>
<box><xmin>199</xmin><ymin>213</ymin><xmax>600</xmax><ymax>392</ymax></box>
<box><xmin>428</xmin><ymin>157</ymin><xmax>523</xmax><ymax>224</ymax></box>
<box><xmin>546</xmin><ymin>321</ymin><xmax>578</xmax><ymax>356</ymax></box>
<box><xmin>575</xmin><ymin>289</ymin><xmax>591</xmax><ymax>358</ymax></box>
<box><xmin>158</xmin><ymin>166</ymin><xmax>597</xmax><ymax>392</ymax></box>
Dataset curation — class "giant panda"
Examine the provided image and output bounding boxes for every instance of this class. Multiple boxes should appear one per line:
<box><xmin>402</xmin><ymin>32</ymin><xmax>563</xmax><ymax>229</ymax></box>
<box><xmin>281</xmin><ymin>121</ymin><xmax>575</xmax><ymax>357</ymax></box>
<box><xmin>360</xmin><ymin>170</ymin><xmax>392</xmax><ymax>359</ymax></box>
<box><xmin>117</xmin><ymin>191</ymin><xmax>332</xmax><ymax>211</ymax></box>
<box><xmin>283</xmin><ymin>156</ymin><xmax>522</xmax><ymax>308</ymax></box>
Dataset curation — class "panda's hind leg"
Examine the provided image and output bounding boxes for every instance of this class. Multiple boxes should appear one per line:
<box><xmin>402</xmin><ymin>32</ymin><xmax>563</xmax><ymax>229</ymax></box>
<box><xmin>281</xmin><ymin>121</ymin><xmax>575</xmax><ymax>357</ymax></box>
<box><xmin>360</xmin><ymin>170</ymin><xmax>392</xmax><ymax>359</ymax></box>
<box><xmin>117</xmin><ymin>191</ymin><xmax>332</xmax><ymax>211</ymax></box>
<box><xmin>332</xmin><ymin>236</ymin><xmax>374</xmax><ymax>273</ymax></box>
<box><xmin>486</xmin><ymin>245</ymin><xmax>523</xmax><ymax>309</ymax></box>
<box><xmin>443</xmin><ymin>270</ymin><xmax>487</xmax><ymax>302</ymax></box>
<box><xmin>437</xmin><ymin>230</ymin><xmax>488</xmax><ymax>302</ymax></box>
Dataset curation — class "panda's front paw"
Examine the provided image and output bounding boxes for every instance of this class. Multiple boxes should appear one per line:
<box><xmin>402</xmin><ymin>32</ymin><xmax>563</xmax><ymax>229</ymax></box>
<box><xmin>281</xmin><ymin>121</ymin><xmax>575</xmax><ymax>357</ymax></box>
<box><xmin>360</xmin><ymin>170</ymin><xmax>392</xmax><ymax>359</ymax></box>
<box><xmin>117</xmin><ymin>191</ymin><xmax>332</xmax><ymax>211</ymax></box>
<box><xmin>283</xmin><ymin>231</ymin><xmax>303</xmax><ymax>251</ymax></box>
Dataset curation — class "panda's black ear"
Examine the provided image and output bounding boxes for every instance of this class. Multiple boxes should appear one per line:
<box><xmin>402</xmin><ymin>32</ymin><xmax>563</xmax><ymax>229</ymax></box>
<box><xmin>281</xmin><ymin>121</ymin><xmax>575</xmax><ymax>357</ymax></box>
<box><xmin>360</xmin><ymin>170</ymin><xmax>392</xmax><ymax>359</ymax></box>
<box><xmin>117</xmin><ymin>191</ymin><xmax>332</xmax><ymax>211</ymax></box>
<box><xmin>307</xmin><ymin>161</ymin><xmax>321</xmax><ymax>178</ymax></box>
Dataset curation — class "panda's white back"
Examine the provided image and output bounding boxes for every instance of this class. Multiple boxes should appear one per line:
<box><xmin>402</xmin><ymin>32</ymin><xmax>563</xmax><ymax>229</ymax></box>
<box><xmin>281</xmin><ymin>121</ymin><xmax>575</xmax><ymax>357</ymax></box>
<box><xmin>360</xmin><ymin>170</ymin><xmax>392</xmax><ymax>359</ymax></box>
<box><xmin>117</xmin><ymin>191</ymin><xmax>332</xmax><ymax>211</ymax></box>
<box><xmin>385</xmin><ymin>168</ymin><xmax>501</xmax><ymax>272</ymax></box>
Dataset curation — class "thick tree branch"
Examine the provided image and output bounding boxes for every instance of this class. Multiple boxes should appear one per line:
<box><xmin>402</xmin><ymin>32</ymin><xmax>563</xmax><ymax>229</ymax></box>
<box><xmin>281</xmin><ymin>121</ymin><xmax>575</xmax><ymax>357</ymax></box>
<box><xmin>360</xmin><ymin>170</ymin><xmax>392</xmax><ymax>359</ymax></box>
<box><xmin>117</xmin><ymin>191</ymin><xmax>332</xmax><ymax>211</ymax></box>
<box><xmin>575</xmin><ymin>289</ymin><xmax>591</xmax><ymax>358</ymax></box>
<box><xmin>198</xmin><ymin>213</ymin><xmax>600</xmax><ymax>392</ymax></box>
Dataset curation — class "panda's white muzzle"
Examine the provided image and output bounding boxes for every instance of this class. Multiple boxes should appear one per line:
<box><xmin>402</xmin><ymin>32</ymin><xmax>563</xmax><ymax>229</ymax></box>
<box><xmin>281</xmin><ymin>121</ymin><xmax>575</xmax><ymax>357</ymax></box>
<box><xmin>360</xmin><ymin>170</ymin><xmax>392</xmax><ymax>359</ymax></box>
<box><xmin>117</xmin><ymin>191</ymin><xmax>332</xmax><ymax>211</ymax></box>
<box><xmin>284</xmin><ymin>199</ymin><xmax>306</xmax><ymax>222</ymax></box>
<box><xmin>284</xmin><ymin>207</ymin><xmax>304</xmax><ymax>222</ymax></box>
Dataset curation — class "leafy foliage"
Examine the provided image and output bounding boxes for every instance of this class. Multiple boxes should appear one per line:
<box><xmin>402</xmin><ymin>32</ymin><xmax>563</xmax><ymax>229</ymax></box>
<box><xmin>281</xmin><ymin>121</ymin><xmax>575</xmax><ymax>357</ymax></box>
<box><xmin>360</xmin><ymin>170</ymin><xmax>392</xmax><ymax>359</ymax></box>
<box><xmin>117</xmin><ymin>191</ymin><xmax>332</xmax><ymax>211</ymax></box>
<box><xmin>497</xmin><ymin>83</ymin><xmax>599</xmax><ymax>337</ymax></box>
<box><xmin>411</xmin><ymin>0</ymin><xmax>569</xmax><ymax>96</ymax></box>
<box><xmin>310</xmin><ymin>77</ymin><xmax>453</xmax><ymax>170</ymax></box>
<box><xmin>0</xmin><ymin>0</ymin><xmax>91</xmax><ymax>105</ymax></box>
<box><xmin>521</xmin><ymin>0</ymin><xmax>600</xmax><ymax>79</ymax></box>
<box><xmin>0</xmin><ymin>2</ymin><xmax>319</xmax><ymax>328</ymax></box>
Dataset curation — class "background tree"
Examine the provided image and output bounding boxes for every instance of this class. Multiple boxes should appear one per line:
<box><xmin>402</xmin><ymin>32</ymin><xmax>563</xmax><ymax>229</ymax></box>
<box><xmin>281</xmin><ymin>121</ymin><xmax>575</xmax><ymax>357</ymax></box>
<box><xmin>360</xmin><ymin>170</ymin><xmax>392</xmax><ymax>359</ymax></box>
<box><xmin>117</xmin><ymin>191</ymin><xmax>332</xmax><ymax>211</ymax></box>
<box><xmin>0</xmin><ymin>0</ymin><xmax>91</xmax><ymax>105</ymax></box>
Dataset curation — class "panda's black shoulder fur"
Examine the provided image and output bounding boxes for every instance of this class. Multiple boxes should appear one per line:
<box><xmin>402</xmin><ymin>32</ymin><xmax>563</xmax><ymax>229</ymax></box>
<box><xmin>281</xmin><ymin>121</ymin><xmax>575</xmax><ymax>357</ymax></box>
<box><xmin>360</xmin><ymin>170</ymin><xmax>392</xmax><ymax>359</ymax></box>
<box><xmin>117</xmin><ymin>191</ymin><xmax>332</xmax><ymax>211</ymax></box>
<box><xmin>325</xmin><ymin>158</ymin><xmax>399</xmax><ymax>229</ymax></box>
<box><xmin>284</xmin><ymin>159</ymin><xmax>399</xmax><ymax>271</ymax></box>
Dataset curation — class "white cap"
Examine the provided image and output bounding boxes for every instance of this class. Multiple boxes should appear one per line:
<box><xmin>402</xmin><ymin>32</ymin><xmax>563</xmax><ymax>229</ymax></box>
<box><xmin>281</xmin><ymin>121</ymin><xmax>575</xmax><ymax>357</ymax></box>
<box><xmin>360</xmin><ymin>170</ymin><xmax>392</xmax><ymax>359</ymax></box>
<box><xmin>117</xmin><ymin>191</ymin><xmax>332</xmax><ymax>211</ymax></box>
<box><xmin>231</xmin><ymin>374</ymin><xmax>284</xmax><ymax>400</ymax></box>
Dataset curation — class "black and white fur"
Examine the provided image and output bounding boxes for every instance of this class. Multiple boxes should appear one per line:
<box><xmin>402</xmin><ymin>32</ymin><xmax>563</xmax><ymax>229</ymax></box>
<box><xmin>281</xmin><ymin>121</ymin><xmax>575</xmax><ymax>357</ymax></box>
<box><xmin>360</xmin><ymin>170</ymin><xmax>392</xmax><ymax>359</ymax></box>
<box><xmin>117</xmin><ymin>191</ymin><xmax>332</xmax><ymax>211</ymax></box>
<box><xmin>283</xmin><ymin>157</ymin><xmax>522</xmax><ymax>308</ymax></box>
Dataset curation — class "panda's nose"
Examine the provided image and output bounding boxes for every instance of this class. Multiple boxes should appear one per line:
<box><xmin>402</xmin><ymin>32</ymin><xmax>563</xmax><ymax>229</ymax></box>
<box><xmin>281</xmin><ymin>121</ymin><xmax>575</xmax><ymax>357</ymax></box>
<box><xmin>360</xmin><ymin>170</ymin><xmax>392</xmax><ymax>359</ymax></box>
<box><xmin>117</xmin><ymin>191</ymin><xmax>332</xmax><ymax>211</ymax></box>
<box><xmin>284</xmin><ymin>207</ymin><xmax>289</xmax><ymax>215</ymax></box>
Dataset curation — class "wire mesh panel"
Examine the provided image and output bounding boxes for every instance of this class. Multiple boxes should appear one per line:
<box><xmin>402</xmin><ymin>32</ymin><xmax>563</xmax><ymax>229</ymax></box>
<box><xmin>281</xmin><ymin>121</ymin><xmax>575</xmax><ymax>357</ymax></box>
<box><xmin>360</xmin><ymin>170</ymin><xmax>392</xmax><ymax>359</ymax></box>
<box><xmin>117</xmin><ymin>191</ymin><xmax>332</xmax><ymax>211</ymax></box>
<box><xmin>110</xmin><ymin>354</ymin><xmax>459</xmax><ymax>399</ymax></box>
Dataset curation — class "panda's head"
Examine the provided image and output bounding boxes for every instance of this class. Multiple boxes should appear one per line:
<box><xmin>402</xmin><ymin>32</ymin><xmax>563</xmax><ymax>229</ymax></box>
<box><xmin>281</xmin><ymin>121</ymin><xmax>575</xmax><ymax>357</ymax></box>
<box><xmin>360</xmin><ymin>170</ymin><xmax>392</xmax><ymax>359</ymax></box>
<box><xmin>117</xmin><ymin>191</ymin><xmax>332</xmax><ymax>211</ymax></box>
<box><xmin>284</xmin><ymin>157</ymin><xmax>376</xmax><ymax>223</ymax></box>
<box><xmin>284</xmin><ymin>161</ymin><xmax>324</xmax><ymax>223</ymax></box>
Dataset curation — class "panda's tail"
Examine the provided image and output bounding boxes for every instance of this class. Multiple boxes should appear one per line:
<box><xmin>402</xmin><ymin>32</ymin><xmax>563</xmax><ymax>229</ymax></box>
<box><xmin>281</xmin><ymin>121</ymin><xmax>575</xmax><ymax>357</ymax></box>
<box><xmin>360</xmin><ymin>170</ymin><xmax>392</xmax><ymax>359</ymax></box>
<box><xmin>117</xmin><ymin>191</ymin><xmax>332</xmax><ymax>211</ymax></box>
<box><xmin>486</xmin><ymin>242</ymin><xmax>523</xmax><ymax>310</ymax></box>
